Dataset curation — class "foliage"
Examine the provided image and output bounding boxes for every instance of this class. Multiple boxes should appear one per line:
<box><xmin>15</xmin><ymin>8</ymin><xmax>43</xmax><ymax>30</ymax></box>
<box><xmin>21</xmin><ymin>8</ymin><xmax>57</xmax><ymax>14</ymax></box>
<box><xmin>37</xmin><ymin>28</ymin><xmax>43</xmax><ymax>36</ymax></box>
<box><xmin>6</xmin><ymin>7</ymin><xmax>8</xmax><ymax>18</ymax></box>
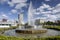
<box><xmin>44</xmin><ymin>20</ymin><xmax>60</xmax><ymax>25</ymax></box>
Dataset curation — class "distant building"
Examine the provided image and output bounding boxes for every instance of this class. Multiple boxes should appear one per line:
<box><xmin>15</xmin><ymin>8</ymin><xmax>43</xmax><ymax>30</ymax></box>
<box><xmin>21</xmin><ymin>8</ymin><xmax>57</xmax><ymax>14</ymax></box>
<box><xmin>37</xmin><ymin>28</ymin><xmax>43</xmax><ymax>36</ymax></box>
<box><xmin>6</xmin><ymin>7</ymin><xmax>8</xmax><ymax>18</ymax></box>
<box><xmin>2</xmin><ymin>19</ymin><xmax>7</xmax><ymax>22</ymax></box>
<box><xmin>0</xmin><ymin>19</ymin><xmax>17</xmax><ymax>28</ymax></box>
<box><xmin>35</xmin><ymin>19</ymin><xmax>45</xmax><ymax>25</ymax></box>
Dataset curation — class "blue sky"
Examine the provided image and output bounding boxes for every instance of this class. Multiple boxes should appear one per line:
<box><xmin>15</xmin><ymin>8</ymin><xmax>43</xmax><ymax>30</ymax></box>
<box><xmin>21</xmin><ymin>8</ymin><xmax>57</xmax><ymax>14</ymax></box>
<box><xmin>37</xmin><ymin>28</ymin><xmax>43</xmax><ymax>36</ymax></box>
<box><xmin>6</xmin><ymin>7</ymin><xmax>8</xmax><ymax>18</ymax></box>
<box><xmin>0</xmin><ymin>0</ymin><xmax>60</xmax><ymax>23</ymax></box>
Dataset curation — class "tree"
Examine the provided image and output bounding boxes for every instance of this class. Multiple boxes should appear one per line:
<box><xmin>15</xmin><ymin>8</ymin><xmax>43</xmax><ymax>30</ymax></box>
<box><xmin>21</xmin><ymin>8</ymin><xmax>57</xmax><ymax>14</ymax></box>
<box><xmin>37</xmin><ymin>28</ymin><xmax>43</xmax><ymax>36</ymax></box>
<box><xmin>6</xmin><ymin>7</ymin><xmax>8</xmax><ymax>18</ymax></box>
<box><xmin>56</xmin><ymin>20</ymin><xmax>60</xmax><ymax>25</ymax></box>
<box><xmin>45</xmin><ymin>21</ymin><xmax>54</xmax><ymax>25</ymax></box>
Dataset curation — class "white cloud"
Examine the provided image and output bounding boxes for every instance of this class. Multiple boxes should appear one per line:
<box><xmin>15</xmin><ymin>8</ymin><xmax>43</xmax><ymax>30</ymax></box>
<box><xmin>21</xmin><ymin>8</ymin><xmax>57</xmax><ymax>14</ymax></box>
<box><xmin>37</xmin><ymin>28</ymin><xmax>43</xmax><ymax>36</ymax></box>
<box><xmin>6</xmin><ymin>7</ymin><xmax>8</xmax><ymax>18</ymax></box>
<box><xmin>40</xmin><ymin>17</ymin><xmax>47</xmax><ymax>19</ymax></box>
<box><xmin>11</xmin><ymin>9</ymin><xmax>17</xmax><ymax>14</ymax></box>
<box><xmin>56</xmin><ymin>3</ymin><xmax>60</xmax><ymax>7</ymax></box>
<box><xmin>15</xmin><ymin>3</ymin><xmax>27</xmax><ymax>9</ymax></box>
<box><xmin>43</xmin><ymin>4</ymin><xmax>50</xmax><ymax>8</ymax></box>
<box><xmin>8</xmin><ymin>0</ymin><xmax>27</xmax><ymax>8</ymax></box>
<box><xmin>42</xmin><ymin>15</ymin><xmax>57</xmax><ymax>21</ymax></box>
<box><xmin>38</xmin><ymin>4</ymin><xmax>52</xmax><ymax>11</ymax></box>
<box><xmin>32</xmin><ymin>3</ymin><xmax>53</xmax><ymax>21</ymax></box>
<box><xmin>9</xmin><ymin>13</ymin><xmax>12</xmax><ymax>15</ymax></box>
<box><xmin>0</xmin><ymin>12</ymin><xmax>9</xmax><ymax>19</ymax></box>
<box><xmin>55</xmin><ymin>13</ymin><xmax>60</xmax><ymax>18</ymax></box>
<box><xmin>46</xmin><ymin>14</ymin><xmax>57</xmax><ymax>21</ymax></box>
<box><xmin>45</xmin><ymin>0</ymin><xmax>50</xmax><ymax>1</ymax></box>
<box><xmin>0</xmin><ymin>0</ymin><xmax>8</xmax><ymax>4</ymax></box>
<box><xmin>41</xmin><ymin>11</ymin><xmax>52</xmax><ymax>14</ymax></box>
<box><xmin>8</xmin><ymin>1</ymin><xmax>14</xmax><ymax>7</ymax></box>
<box><xmin>35</xmin><ymin>4</ymin><xmax>53</xmax><ymax>15</ymax></box>
<box><xmin>11</xmin><ymin>0</ymin><xmax>27</xmax><ymax>4</ymax></box>
<box><xmin>8</xmin><ymin>0</ymin><xmax>27</xmax><ymax>15</ymax></box>
<box><xmin>7</xmin><ymin>19</ymin><xmax>14</xmax><ymax>22</ymax></box>
<box><xmin>33</xmin><ymin>3</ymin><xmax>60</xmax><ymax>21</ymax></box>
<box><xmin>0</xmin><ymin>0</ymin><xmax>14</xmax><ymax>7</ymax></box>
<box><xmin>34</xmin><ymin>12</ymin><xmax>40</xmax><ymax>15</ymax></box>
<box><xmin>0</xmin><ymin>0</ymin><xmax>27</xmax><ymax>8</ymax></box>
<box><xmin>14</xmin><ymin>0</ymin><xmax>27</xmax><ymax>10</ymax></box>
<box><xmin>6</xmin><ymin>0</ymin><xmax>28</xmax><ymax>14</ymax></box>
<box><xmin>36</xmin><ymin>3</ymin><xmax>60</xmax><ymax>15</ymax></box>
<box><xmin>49</xmin><ymin>15</ymin><xmax>57</xmax><ymax>19</ymax></box>
<box><xmin>2</xmin><ymin>14</ymin><xmax>8</xmax><ymax>18</ymax></box>
<box><xmin>53</xmin><ymin>3</ymin><xmax>60</xmax><ymax>13</ymax></box>
<box><xmin>37</xmin><ymin>4</ymin><xmax>51</xmax><ymax>11</ymax></box>
<box><xmin>48</xmin><ymin>7</ymin><xmax>54</xmax><ymax>10</ymax></box>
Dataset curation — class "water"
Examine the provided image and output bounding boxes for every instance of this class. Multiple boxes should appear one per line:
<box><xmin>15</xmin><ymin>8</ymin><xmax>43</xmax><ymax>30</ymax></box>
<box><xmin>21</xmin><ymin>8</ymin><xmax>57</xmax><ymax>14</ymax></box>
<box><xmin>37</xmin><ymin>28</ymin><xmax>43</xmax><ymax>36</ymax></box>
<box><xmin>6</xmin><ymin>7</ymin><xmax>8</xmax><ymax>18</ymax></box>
<box><xmin>3</xmin><ymin>28</ymin><xmax>60</xmax><ymax>37</ymax></box>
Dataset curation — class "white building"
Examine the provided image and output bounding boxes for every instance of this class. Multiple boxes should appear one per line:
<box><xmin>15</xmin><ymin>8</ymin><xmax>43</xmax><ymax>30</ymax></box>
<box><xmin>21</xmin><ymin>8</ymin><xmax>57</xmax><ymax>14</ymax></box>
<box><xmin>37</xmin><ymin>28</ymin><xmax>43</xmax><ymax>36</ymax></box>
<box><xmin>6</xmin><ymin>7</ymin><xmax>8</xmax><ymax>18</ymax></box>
<box><xmin>35</xmin><ymin>19</ymin><xmax>45</xmax><ymax>25</ymax></box>
<box><xmin>0</xmin><ymin>19</ymin><xmax>17</xmax><ymax>28</ymax></box>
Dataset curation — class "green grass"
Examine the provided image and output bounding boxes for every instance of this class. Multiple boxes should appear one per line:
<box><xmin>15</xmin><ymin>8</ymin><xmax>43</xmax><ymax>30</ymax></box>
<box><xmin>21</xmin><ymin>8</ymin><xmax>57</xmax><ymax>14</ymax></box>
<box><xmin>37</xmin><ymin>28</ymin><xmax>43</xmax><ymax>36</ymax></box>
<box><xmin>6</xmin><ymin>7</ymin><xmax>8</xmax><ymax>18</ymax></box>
<box><xmin>10</xmin><ymin>26</ymin><xmax>18</xmax><ymax>29</ymax></box>
<box><xmin>0</xmin><ymin>35</ymin><xmax>23</xmax><ymax>40</ymax></box>
<box><xmin>0</xmin><ymin>35</ymin><xmax>60</xmax><ymax>40</ymax></box>
<box><xmin>43</xmin><ymin>25</ymin><xmax>60</xmax><ymax>30</ymax></box>
<box><xmin>0</xmin><ymin>26</ymin><xmax>18</xmax><ymax>34</ymax></box>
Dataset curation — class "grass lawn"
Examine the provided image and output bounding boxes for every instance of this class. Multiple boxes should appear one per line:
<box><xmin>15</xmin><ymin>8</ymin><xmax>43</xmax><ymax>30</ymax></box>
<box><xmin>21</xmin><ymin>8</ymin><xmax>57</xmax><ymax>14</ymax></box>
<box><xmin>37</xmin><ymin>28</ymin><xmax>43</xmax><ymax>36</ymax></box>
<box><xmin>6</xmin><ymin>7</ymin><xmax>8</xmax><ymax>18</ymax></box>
<box><xmin>0</xmin><ymin>35</ymin><xmax>60</xmax><ymax>40</ymax></box>
<box><xmin>0</xmin><ymin>26</ymin><xmax>18</xmax><ymax>34</ymax></box>
<box><xmin>43</xmin><ymin>25</ymin><xmax>60</xmax><ymax>30</ymax></box>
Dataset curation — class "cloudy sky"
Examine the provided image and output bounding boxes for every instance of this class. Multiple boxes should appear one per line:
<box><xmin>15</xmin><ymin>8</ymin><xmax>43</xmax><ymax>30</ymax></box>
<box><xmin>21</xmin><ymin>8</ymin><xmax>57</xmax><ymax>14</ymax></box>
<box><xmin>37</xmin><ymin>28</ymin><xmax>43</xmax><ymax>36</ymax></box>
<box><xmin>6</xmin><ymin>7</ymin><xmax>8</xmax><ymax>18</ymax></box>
<box><xmin>0</xmin><ymin>0</ymin><xmax>60</xmax><ymax>22</ymax></box>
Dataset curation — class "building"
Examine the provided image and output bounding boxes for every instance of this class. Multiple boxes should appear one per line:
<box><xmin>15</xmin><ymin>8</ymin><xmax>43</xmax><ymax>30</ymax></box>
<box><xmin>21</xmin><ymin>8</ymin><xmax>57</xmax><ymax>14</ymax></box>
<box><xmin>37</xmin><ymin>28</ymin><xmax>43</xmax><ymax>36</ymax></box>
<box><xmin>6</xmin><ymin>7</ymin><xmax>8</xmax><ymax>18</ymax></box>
<box><xmin>35</xmin><ymin>19</ymin><xmax>45</xmax><ymax>25</ymax></box>
<box><xmin>2</xmin><ymin>19</ymin><xmax>7</xmax><ymax>22</ymax></box>
<box><xmin>0</xmin><ymin>19</ymin><xmax>17</xmax><ymax>28</ymax></box>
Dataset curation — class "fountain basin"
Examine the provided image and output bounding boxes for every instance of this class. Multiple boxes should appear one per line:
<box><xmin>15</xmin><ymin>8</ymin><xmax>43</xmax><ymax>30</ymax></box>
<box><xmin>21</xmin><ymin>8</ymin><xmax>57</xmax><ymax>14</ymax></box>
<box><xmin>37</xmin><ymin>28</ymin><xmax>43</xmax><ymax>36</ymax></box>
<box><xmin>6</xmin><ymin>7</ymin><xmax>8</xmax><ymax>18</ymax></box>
<box><xmin>15</xmin><ymin>29</ymin><xmax>47</xmax><ymax>34</ymax></box>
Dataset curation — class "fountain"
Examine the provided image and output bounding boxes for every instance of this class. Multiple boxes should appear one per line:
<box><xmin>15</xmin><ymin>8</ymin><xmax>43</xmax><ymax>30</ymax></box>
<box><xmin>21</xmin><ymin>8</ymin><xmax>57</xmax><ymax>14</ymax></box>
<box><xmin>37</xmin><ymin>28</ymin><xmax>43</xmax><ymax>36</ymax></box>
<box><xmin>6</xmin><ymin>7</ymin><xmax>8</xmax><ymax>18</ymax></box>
<box><xmin>15</xmin><ymin>1</ymin><xmax>47</xmax><ymax>34</ymax></box>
